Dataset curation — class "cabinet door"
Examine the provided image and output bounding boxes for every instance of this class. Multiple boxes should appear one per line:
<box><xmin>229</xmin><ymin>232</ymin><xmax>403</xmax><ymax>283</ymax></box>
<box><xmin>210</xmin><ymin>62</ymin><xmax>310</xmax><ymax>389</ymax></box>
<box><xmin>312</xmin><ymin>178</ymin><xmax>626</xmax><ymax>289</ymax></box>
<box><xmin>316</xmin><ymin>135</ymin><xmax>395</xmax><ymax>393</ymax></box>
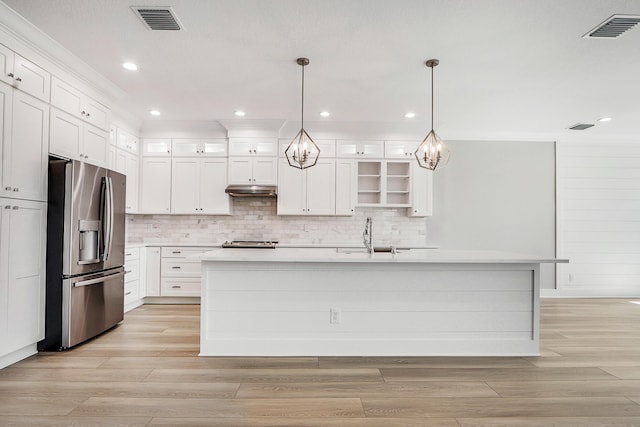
<box><xmin>50</xmin><ymin>76</ymin><xmax>82</xmax><ymax>117</ymax></box>
<box><xmin>0</xmin><ymin>44</ymin><xmax>14</xmax><ymax>86</ymax></box>
<box><xmin>252</xmin><ymin>158</ymin><xmax>277</xmax><ymax>185</ymax></box>
<box><xmin>306</xmin><ymin>159</ymin><xmax>336</xmax><ymax>215</ymax></box>
<box><xmin>277</xmin><ymin>158</ymin><xmax>306</xmax><ymax>215</ymax></box>
<box><xmin>145</xmin><ymin>247</ymin><xmax>161</xmax><ymax>297</ymax></box>
<box><xmin>142</xmin><ymin>138</ymin><xmax>171</xmax><ymax>156</ymax></box>
<box><xmin>254</xmin><ymin>139</ymin><xmax>277</xmax><ymax>156</ymax></box>
<box><xmin>125</xmin><ymin>152</ymin><xmax>139</xmax><ymax>213</ymax></box>
<box><xmin>115</xmin><ymin>149</ymin><xmax>127</xmax><ymax>174</ymax></box>
<box><xmin>200</xmin><ymin>158</ymin><xmax>230</xmax><ymax>214</ymax></box>
<box><xmin>336</xmin><ymin>140</ymin><xmax>358</xmax><ymax>158</ymax></box>
<box><xmin>6</xmin><ymin>199</ymin><xmax>46</xmax><ymax>353</ymax></box>
<box><xmin>335</xmin><ymin>159</ymin><xmax>357</xmax><ymax>215</ymax></box>
<box><xmin>228</xmin><ymin>141</ymin><xmax>254</xmax><ymax>156</ymax></box>
<box><xmin>49</xmin><ymin>108</ymin><xmax>82</xmax><ymax>160</ymax></box>
<box><xmin>107</xmin><ymin>144</ymin><xmax>117</xmax><ymax>170</ymax></box>
<box><xmin>140</xmin><ymin>158</ymin><xmax>171</xmax><ymax>213</ymax></box>
<box><xmin>171</xmin><ymin>157</ymin><xmax>200</xmax><ymax>213</ymax></box>
<box><xmin>0</xmin><ymin>198</ymin><xmax>10</xmax><ymax>353</ymax></box>
<box><xmin>82</xmin><ymin>125</ymin><xmax>108</xmax><ymax>167</ymax></box>
<box><xmin>10</xmin><ymin>91</ymin><xmax>48</xmax><ymax>201</ymax></box>
<box><xmin>201</xmin><ymin>139</ymin><xmax>227</xmax><ymax>157</ymax></box>
<box><xmin>83</xmin><ymin>97</ymin><xmax>110</xmax><ymax>131</ymax></box>
<box><xmin>385</xmin><ymin>141</ymin><xmax>416</xmax><ymax>159</ymax></box>
<box><xmin>361</xmin><ymin>140</ymin><xmax>384</xmax><ymax>157</ymax></box>
<box><xmin>0</xmin><ymin>83</ymin><xmax>13</xmax><ymax>199</ymax></box>
<box><xmin>228</xmin><ymin>157</ymin><xmax>253</xmax><ymax>184</ymax></box>
<box><xmin>172</xmin><ymin>139</ymin><xmax>200</xmax><ymax>157</ymax></box>
<box><xmin>12</xmin><ymin>55</ymin><xmax>50</xmax><ymax>102</ymax></box>
<box><xmin>408</xmin><ymin>164</ymin><xmax>433</xmax><ymax>217</ymax></box>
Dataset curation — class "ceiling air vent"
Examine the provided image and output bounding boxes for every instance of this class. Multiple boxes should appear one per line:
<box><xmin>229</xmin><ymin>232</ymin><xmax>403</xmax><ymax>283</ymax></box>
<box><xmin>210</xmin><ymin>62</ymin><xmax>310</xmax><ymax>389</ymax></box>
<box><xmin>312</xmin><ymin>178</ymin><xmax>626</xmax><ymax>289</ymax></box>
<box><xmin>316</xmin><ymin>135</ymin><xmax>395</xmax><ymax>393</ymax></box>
<box><xmin>132</xmin><ymin>6</ymin><xmax>182</xmax><ymax>31</ymax></box>
<box><xmin>569</xmin><ymin>123</ymin><xmax>595</xmax><ymax>131</ymax></box>
<box><xmin>583</xmin><ymin>14</ymin><xmax>640</xmax><ymax>38</ymax></box>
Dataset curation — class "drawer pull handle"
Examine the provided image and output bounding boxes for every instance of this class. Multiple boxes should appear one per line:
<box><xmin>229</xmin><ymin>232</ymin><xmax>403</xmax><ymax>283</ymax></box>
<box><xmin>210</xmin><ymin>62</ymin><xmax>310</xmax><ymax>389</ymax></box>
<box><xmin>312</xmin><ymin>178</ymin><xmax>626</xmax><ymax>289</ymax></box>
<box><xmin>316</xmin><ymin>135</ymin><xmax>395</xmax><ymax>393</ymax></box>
<box><xmin>125</xmin><ymin>291</ymin><xmax>132</xmax><ymax>296</ymax></box>
<box><xmin>171</xmin><ymin>285</ymin><xmax>181</xmax><ymax>289</ymax></box>
<box><xmin>171</xmin><ymin>266</ymin><xmax>181</xmax><ymax>269</ymax></box>
<box><xmin>125</xmin><ymin>252</ymin><xmax>133</xmax><ymax>256</ymax></box>
<box><xmin>125</xmin><ymin>270</ymin><xmax>132</xmax><ymax>274</ymax></box>
<box><xmin>172</xmin><ymin>251</ymin><xmax>181</xmax><ymax>254</ymax></box>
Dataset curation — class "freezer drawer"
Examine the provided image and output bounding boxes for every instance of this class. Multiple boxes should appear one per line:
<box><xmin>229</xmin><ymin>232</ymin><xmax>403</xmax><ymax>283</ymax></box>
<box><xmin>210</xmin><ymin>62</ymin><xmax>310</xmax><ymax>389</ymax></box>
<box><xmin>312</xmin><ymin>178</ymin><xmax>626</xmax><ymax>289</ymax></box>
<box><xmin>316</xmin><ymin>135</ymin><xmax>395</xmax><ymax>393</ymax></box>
<box><xmin>62</xmin><ymin>268</ymin><xmax>125</xmax><ymax>348</ymax></box>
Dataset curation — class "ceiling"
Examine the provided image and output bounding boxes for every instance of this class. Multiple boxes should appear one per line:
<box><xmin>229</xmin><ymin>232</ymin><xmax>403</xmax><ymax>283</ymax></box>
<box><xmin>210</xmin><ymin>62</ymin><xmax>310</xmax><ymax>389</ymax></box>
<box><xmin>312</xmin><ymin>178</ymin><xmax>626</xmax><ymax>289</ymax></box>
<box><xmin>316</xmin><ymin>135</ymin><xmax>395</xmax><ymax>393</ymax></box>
<box><xmin>3</xmin><ymin>0</ymin><xmax>640</xmax><ymax>140</ymax></box>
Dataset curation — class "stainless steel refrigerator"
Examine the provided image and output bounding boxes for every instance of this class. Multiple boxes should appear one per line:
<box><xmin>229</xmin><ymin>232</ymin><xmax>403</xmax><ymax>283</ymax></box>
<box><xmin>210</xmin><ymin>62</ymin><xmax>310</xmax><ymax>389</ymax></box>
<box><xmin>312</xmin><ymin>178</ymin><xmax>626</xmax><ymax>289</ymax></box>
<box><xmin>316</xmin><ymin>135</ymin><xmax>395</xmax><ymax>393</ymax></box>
<box><xmin>39</xmin><ymin>157</ymin><xmax>126</xmax><ymax>351</ymax></box>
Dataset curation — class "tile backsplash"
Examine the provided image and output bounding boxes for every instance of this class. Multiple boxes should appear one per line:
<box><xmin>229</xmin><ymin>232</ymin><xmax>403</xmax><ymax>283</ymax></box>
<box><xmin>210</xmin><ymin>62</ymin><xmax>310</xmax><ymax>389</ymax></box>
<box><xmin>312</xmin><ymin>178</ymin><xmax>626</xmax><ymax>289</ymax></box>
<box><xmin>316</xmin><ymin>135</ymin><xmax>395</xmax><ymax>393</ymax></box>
<box><xmin>127</xmin><ymin>198</ymin><xmax>427</xmax><ymax>246</ymax></box>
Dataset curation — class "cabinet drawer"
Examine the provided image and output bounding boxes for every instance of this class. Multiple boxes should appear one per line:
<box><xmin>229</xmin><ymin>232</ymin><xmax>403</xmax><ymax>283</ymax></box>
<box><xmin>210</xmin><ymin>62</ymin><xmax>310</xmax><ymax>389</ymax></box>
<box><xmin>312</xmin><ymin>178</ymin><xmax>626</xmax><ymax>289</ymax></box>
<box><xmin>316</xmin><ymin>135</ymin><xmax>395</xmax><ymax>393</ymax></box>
<box><xmin>161</xmin><ymin>278</ymin><xmax>201</xmax><ymax>297</ymax></box>
<box><xmin>161</xmin><ymin>259</ymin><xmax>201</xmax><ymax>277</ymax></box>
<box><xmin>161</xmin><ymin>247</ymin><xmax>214</xmax><ymax>257</ymax></box>
<box><xmin>124</xmin><ymin>280</ymin><xmax>139</xmax><ymax>304</ymax></box>
<box><xmin>124</xmin><ymin>247</ymin><xmax>140</xmax><ymax>262</ymax></box>
<box><xmin>124</xmin><ymin>259</ymin><xmax>140</xmax><ymax>282</ymax></box>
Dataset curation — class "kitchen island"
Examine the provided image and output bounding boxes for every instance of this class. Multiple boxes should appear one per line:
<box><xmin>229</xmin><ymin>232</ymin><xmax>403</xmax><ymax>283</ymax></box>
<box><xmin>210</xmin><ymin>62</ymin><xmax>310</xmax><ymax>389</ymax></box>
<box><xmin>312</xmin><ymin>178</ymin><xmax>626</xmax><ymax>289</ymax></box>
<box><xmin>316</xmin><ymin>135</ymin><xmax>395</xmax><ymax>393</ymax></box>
<box><xmin>197</xmin><ymin>248</ymin><xmax>563</xmax><ymax>357</ymax></box>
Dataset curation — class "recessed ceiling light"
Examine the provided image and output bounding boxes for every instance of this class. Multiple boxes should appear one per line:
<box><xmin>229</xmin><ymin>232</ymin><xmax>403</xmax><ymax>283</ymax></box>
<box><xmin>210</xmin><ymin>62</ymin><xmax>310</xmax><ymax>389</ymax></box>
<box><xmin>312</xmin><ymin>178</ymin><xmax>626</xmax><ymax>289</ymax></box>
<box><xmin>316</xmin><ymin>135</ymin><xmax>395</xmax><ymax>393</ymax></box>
<box><xmin>149</xmin><ymin>110</ymin><xmax>161</xmax><ymax>116</ymax></box>
<box><xmin>598</xmin><ymin>117</ymin><xmax>612</xmax><ymax>122</ymax></box>
<box><xmin>234</xmin><ymin>110</ymin><xmax>246</xmax><ymax>117</ymax></box>
<box><xmin>404</xmin><ymin>112</ymin><xmax>416</xmax><ymax>118</ymax></box>
<box><xmin>122</xmin><ymin>62</ymin><xmax>138</xmax><ymax>71</ymax></box>
<box><xmin>320</xmin><ymin>111</ymin><xmax>330</xmax><ymax>117</ymax></box>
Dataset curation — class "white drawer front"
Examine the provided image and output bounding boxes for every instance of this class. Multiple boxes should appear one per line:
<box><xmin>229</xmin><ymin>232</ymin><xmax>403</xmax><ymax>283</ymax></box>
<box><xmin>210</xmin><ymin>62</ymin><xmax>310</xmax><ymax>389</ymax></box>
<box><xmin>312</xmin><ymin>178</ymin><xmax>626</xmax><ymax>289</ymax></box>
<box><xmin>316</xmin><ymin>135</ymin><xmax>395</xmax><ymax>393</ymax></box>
<box><xmin>124</xmin><ymin>259</ymin><xmax>140</xmax><ymax>282</ymax></box>
<box><xmin>125</xmin><ymin>247</ymin><xmax>140</xmax><ymax>262</ymax></box>
<box><xmin>124</xmin><ymin>280</ymin><xmax>139</xmax><ymax>304</ymax></box>
<box><xmin>161</xmin><ymin>259</ymin><xmax>202</xmax><ymax>277</ymax></box>
<box><xmin>161</xmin><ymin>278</ymin><xmax>201</xmax><ymax>297</ymax></box>
<box><xmin>161</xmin><ymin>247</ymin><xmax>214</xmax><ymax>258</ymax></box>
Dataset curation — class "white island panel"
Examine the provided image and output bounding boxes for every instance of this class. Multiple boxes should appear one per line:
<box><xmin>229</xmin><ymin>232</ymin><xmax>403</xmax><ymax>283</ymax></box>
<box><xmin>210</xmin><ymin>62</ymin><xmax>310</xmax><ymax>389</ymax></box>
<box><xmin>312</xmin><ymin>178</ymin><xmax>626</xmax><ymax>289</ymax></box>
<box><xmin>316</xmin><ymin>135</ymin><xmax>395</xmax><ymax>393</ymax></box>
<box><xmin>199</xmin><ymin>249</ymin><xmax>542</xmax><ymax>356</ymax></box>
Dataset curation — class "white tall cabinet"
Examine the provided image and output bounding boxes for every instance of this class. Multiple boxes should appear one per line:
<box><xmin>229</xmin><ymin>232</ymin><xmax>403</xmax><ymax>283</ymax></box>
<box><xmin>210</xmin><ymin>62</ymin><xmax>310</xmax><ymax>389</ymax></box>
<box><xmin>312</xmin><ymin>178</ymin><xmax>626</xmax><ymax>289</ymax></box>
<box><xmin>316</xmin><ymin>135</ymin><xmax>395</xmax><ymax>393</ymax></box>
<box><xmin>277</xmin><ymin>158</ymin><xmax>336</xmax><ymax>215</ymax></box>
<box><xmin>140</xmin><ymin>157</ymin><xmax>172</xmax><ymax>214</ymax></box>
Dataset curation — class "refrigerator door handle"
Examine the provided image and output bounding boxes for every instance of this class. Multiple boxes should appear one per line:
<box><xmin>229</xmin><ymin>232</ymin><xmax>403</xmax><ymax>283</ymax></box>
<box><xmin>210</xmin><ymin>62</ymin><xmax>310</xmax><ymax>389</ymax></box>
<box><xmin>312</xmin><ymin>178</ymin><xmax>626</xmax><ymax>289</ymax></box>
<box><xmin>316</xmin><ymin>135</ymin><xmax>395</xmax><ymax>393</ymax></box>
<box><xmin>102</xmin><ymin>177</ymin><xmax>114</xmax><ymax>261</ymax></box>
<box><xmin>73</xmin><ymin>271</ymin><xmax>125</xmax><ymax>288</ymax></box>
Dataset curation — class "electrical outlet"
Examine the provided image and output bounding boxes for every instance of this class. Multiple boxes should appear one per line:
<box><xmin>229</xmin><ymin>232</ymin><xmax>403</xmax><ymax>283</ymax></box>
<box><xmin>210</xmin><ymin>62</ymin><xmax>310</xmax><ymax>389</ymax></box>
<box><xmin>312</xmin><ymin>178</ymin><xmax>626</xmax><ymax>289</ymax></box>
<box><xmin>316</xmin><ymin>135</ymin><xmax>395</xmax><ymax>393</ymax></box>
<box><xmin>330</xmin><ymin>308</ymin><xmax>341</xmax><ymax>324</ymax></box>
<box><xmin>568</xmin><ymin>273</ymin><xmax>573</xmax><ymax>282</ymax></box>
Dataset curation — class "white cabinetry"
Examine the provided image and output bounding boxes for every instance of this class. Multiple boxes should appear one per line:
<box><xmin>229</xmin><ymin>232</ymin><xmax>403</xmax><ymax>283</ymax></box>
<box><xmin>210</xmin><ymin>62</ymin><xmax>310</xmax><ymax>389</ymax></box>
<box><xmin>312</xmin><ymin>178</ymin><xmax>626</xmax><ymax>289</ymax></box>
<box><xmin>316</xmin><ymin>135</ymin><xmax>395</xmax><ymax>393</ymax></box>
<box><xmin>49</xmin><ymin>107</ymin><xmax>108</xmax><ymax>167</ymax></box>
<box><xmin>0</xmin><ymin>198</ymin><xmax>46</xmax><ymax>367</ymax></box>
<box><xmin>228</xmin><ymin>156</ymin><xmax>277</xmax><ymax>185</ymax></box>
<box><xmin>229</xmin><ymin>137</ymin><xmax>277</xmax><ymax>156</ymax></box>
<box><xmin>117</xmin><ymin>151</ymin><xmax>139</xmax><ymax>213</ymax></box>
<box><xmin>408</xmin><ymin>163</ymin><xmax>433</xmax><ymax>217</ymax></box>
<box><xmin>336</xmin><ymin>140</ymin><xmax>384</xmax><ymax>158</ymax></box>
<box><xmin>1</xmin><ymin>86</ymin><xmax>49</xmax><ymax>202</ymax></box>
<box><xmin>116</xmin><ymin>129</ymin><xmax>139</xmax><ymax>153</ymax></box>
<box><xmin>277</xmin><ymin>158</ymin><xmax>335</xmax><ymax>215</ymax></box>
<box><xmin>335</xmin><ymin>159</ymin><xmax>357</xmax><ymax>216</ymax></box>
<box><xmin>50</xmin><ymin>77</ymin><xmax>110</xmax><ymax>130</ymax></box>
<box><xmin>124</xmin><ymin>247</ymin><xmax>143</xmax><ymax>312</ymax></box>
<box><xmin>145</xmin><ymin>247</ymin><xmax>161</xmax><ymax>297</ymax></box>
<box><xmin>139</xmin><ymin>157</ymin><xmax>171</xmax><ymax>213</ymax></box>
<box><xmin>0</xmin><ymin>44</ymin><xmax>50</xmax><ymax>102</ymax></box>
<box><xmin>172</xmin><ymin>139</ymin><xmax>227</xmax><ymax>157</ymax></box>
<box><xmin>142</xmin><ymin>138</ymin><xmax>171</xmax><ymax>156</ymax></box>
<box><xmin>160</xmin><ymin>247</ymin><xmax>213</xmax><ymax>297</ymax></box>
<box><xmin>357</xmin><ymin>160</ymin><xmax>412</xmax><ymax>207</ymax></box>
<box><xmin>171</xmin><ymin>157</ymin><xmax>229</xmax><ymax>214</ymax></box>
<box><xmin>385</xmin><ymin>141</ymin><xmax>418</xmax><ymax>159</ymax></box>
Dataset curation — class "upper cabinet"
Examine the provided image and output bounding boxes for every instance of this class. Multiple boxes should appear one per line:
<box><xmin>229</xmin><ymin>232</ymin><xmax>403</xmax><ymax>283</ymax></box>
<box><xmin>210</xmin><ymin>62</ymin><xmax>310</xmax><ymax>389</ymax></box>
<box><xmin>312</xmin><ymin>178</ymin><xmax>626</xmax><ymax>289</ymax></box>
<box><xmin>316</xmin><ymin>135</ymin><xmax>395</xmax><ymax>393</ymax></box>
<box><xmin>139</xmin><ymin>157</ymin><xmax>171</xmax><ymax>214</ymax></box>
<box><xmin>336</xmin><ymin>140</ymin><xmax>384</xmax><ymax>158</ymax></box>
<box><xmin>278</xmin><ymin>139</ymin><xmax>336</xmax><ymax>159</ymax></box>
<box><xmin>49</xmin><ymin>107</ymin><xmax>109</xmax><ymax>168</ymax></box>
<box><xmin>228</xmin><ymin>137</ymin><xmax>277</xmax><ymax>157</ymax></box>
<box><xmin>1</xmin><ymin>86</ymin><xmax>49</xmax><ymax>202</ymax></box>
<box><xmin>116</xmin><ymin>128</ymin><xmax>139</xmax><ymax>154</ymax></box>
<box><xmin>51</xmin><ymin>77</ymin><xmax>110</xmax><ymax>131</ymax></box>
<box><xmin>0</xmin><ymin>44</ymin><xmax>50</xmax><ymax>102</ymax></box>
<box><xmin>142</xmin><ymin>138</ymin><xmax>172</xmax><ymax>157</ymax></box>
<box><xmin>385</xmin><ymin>141</ymin><xmax>419</xmax><ymax>159</ymax></box>
<box><xmin>277</xmin><ymin>158</ymin><xmax>336</xmax><ymax>216</ymax></box>
<box><xmin>408</xmin><ymin>163</ymin><xmax>433</xmax><ymax>217</ymax></box>
<box><xmin>172</xmin><ymin>139</ymin><xmax>227</xmax><ymax>157</ymax></box>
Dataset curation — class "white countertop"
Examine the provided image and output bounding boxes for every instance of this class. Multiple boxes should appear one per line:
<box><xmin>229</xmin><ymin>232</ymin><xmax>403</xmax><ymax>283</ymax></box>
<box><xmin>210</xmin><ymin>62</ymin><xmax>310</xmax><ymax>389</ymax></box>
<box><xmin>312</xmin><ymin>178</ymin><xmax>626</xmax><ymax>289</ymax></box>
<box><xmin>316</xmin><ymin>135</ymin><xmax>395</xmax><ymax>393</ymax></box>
<box><xmin>195</xmin><ymin>247</ymin><xmax>566</xmax><ymax>264</ymax></box>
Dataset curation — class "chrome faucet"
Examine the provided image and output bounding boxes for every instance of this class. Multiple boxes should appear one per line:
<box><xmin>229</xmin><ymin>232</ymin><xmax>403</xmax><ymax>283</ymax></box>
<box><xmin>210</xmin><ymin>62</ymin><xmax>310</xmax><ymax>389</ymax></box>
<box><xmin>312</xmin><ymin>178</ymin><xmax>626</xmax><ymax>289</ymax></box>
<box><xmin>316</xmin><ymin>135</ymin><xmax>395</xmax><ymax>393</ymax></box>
<box><xmin>363</xmin><ymin>217</ymin><xmax>373</xmax><ymax>254</ymax></box>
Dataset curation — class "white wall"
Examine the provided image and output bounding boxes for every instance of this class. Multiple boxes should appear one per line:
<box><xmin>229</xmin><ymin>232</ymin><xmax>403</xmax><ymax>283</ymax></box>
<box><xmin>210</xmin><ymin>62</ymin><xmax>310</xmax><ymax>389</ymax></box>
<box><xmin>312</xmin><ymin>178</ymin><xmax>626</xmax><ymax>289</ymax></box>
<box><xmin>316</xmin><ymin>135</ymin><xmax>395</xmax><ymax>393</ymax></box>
<box><xmin>556</xmin><ymin>141</ymin><xmax>640</xmax><ymax>296</ymax></box>
<box><xmin>427</xmin><ymin>140</ymin><xmax>557</xmax><ymax>289</ymax></box>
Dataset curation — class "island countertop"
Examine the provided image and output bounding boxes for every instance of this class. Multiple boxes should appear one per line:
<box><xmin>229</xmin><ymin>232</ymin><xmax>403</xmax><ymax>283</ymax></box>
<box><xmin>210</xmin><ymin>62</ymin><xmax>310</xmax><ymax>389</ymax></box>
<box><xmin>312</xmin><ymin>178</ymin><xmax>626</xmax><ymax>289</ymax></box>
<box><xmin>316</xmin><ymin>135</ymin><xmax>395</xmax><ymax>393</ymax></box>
<box><xmin>195</xmin><ymin>247</ymin><xmax>566</xmax><ymax>264</ymax></box>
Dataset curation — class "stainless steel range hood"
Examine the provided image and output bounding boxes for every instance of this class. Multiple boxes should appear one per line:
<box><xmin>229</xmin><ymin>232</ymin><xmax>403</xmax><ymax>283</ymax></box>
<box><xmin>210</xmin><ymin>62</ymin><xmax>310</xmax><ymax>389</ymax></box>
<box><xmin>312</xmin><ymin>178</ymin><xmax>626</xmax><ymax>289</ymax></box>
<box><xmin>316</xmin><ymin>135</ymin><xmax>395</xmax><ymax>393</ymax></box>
<box><xmin>225</xmin><ymin>184</ymin><xmax>277</xmax><ymax>197</ymax></box>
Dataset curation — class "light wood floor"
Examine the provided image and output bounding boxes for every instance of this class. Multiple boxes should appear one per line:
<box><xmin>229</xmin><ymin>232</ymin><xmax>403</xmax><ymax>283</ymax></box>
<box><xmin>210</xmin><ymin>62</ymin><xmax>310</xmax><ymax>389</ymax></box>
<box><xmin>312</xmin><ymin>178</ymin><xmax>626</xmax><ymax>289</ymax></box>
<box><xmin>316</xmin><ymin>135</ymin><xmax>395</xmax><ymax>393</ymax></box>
<box><xmin>2</xmin><ymin>299</ymin><xmax>640</xmax><ymax>426</ymax></box>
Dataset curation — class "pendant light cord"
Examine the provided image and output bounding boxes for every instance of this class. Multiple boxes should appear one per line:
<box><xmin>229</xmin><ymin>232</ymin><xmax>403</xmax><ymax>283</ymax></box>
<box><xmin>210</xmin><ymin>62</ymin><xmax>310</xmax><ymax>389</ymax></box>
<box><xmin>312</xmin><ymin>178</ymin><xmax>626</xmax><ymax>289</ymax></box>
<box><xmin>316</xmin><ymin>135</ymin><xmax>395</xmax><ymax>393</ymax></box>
<box><xmin>301</xmin><ymin>63</ymin><xmax>305</xmax><ymax>130</ymax></box>
<box><xmin>430</xmin><ymin>65</ymin><xmax>434</xmax><ymax>131</ymax></box>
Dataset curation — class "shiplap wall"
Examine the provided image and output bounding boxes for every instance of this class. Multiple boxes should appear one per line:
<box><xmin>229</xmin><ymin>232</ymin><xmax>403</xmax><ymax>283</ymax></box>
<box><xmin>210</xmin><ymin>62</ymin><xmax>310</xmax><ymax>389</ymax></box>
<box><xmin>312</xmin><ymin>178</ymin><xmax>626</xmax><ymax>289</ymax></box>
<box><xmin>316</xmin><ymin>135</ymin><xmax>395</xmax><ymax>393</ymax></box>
<box><xmin>557</xmin><ymin>141</ymin><xmax>640</xmax><ymax>296</ymax></box>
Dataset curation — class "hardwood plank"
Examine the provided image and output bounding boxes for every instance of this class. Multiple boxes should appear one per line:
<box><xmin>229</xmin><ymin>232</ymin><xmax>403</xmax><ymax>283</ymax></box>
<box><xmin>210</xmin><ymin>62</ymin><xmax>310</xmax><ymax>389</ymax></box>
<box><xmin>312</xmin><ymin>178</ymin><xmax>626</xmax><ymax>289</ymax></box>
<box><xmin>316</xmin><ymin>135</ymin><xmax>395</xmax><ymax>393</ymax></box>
<box><xmin>380</xmin><ymin>367</ymin><xmax>616</xmax><ymax>382</ymax></box>
<box><xmin>319</xmin><ymin>356</ymin><xmax>534</xmax><ymax>369</ymax></box>
<box><xmin>0</xmin><ymin>416</ymin><xmax>151</xmax><ymax>426</ymax></box>
<box><xmin>0</xmin><ymin>396</ymin><xmax>86</xmax><ymax>416</ymax></box>
<box><xmin>0</xmin><ymin>380</ymin><xmax>239</xmax><ymax>398</ymax></box>
<box><xmin>144</xmin><ymin>368</ymin><xmax>383</xmax><ymax>383</ymax></box>
<box><xmin>0</xmin><ymin>367</ymin><xmax>153</xmax><ymax>382</ymax></box>
<box><xmin>487</xmin><ymin>380</ymin><xmax>640</xmax><ymax>398</ymax></box>
<box><xmin>99</xmin><ymin>356</ymin><xmax>319</xmax><ymax>369</ymax></box>
<box><xmin>458</xmin><ymin>417</ymin><xmax>640</xmax><ymax>426</ymax></box>
<box><xmin>236</xmin><ymin>381</ymin><xmax>498</xmax><ymax>398</ymax></box>
<box><xmin>362</xmin><ymin>397</ymin><xmax>640</xmax><ymax>418</ymax></box>
<box><xmin>148</xmin><ymin>417</ymin><xmax>459</xmax><ymax>426</ymax></box>
<box><xmin>70</xmin><ymin>397</ymin><xmax>365</xmax><ymax>418</ymax></box>
<box><xmin>527</xmin><ymin>355</ymin><xmax>640</xmax><ymax>368</ymax></box>
<box><xmin>601</xmin><ymin>367</ymin><xmax>640</xmax><ymax>380</ymax></box>
<box><xmin>9</xmin><ymin>355</ymin><xmax>107</xmax><ymax>369</ymax></box>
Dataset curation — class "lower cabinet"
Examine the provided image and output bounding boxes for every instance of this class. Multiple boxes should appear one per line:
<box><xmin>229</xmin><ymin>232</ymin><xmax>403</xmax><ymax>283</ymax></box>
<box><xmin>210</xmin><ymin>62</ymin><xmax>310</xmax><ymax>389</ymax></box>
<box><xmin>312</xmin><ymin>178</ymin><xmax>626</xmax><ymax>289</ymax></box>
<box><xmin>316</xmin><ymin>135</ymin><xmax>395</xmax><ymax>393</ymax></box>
<box><xmin>123</xmin><ymin>247</ymin><xmax>143</xmax><ymax>312</ymax></box>
<box><xmin>0</xmin><ymin>198</ymin><xmax>46</xmax><ymax>367</ymax></box>
<box><xmin>160</xmin><ymin>247</ymin><xmax>214</xmax><ymax>297</ymax></box>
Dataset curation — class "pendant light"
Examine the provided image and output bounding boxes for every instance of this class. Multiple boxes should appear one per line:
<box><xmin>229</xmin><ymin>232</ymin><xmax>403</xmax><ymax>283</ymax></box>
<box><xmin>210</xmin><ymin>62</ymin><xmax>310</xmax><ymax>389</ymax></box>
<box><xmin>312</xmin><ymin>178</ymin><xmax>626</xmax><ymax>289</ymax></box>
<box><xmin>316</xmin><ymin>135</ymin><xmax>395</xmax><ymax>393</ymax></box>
<box><xmin>285</xmin><ymin>57</ymin><xmax>320</xmax><ymax>169</ymax></box>
<box><xmin>415</xmin><ymin>59</ymin><xmax>451</xmax><ymax>170</ymax></box>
